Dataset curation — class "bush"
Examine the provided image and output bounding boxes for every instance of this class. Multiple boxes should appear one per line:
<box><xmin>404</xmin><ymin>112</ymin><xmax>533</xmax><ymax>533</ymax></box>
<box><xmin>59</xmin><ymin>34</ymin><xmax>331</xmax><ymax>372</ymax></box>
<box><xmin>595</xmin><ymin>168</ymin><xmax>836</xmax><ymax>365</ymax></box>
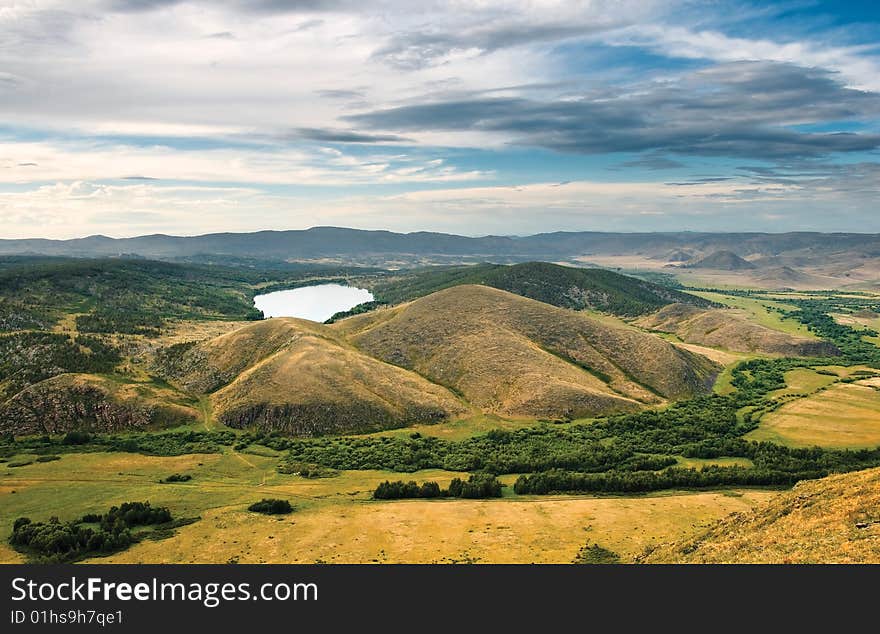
<box><xmin>161</xmin><ymin>473</ymin><xmax>192</xmax><ymax>483</ymax></box>
<box><xmin>247</xmin><ymin>499</ymin><xmax>293</xmax><ymax>515</ymax></box>
<box><xmin>62</xmin><ymin>431</ymin><xmax>93</xmax><ymax>445</ymax></box>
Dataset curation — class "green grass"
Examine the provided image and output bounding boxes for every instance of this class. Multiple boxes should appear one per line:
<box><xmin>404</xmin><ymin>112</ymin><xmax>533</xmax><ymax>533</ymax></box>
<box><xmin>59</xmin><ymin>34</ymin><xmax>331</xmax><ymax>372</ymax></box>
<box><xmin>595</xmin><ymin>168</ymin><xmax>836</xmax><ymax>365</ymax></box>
<box><xmin>688</xmin><ymin>291</ymin><xmax>817</xmax><ymax>338</ymax></box>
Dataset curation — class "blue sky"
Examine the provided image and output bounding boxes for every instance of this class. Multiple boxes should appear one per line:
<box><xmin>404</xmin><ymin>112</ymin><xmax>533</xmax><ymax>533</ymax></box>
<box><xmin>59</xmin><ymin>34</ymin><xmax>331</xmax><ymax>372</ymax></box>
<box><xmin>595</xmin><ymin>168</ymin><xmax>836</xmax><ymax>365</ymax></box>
<box><xmin>0</xmin><ymin>0</ymin><xmax>879</xmax><ymax>238</ymax></box>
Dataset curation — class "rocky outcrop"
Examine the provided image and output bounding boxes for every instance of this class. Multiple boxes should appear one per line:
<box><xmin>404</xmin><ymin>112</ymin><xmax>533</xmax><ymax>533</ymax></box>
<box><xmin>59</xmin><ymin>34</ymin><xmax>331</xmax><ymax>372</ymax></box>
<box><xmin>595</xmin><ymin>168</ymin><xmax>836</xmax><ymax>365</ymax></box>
<box><xmin>0</xmin><ymin>374</ymin><xmax>198</xmax><ymax>436</ymax></box>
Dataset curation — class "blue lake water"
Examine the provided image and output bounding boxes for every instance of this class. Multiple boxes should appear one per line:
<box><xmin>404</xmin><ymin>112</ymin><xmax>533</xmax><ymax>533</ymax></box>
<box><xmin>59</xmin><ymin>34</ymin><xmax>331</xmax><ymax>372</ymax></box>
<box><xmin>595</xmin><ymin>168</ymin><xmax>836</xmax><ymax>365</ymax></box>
<box><xmin>252</xmin><ymin>284</ymin><xmax>374</xmax><ymax>322</ymax></box>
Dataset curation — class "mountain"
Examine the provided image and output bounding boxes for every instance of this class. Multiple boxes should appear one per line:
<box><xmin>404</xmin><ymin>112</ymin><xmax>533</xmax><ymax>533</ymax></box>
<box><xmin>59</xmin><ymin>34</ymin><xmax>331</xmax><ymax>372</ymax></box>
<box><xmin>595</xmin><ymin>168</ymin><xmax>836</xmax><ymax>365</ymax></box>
<box><xmin>643</xmin><ymin>467</ymin><xmax>880</xmax><ymax>563</ymax></box>
<box><xmin>160</xmin><ymin>318</ymin><xmax>467</xmax><ymax>435</ymax></box>
<box><xmin>372</xmin><ymin>262</ymin><xmax>713</xmax><ymax>316</ymax></box>
<box><xmin>2</xmin><ymin>227</ymin><xmax>879</xmax><ymax>269</ymax></box>
<box><xmin>636</xmin><ymin>303</ymin><xmax>839</xmax><ymax>357</ymax></box>
<box><xmin>335</xmin><ymin>285</ymin><xmax>719</xmax><ymax>419</ymax></box>
<box><xmin>685</xmin><ymin>250</ymin><xmax>756</xmax><ymax>270</ymax></box>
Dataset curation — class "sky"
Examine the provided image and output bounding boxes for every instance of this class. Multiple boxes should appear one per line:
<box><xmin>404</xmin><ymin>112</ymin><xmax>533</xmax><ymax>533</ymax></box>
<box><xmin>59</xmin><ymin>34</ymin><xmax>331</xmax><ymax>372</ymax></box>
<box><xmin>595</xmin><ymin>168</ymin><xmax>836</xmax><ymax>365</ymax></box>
<box><xmin>1</xmin><ymin>1</ymin><xmax>879</xmax><ymax>238</ymax></box>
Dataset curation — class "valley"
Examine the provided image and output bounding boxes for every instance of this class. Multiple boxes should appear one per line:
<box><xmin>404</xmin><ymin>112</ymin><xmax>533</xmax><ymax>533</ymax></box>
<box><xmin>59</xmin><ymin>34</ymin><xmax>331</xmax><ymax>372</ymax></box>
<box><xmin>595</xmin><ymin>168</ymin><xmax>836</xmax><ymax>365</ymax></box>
<box><xmin>1</xmin><ymin>250</ymin><xmax>880</xmax><ymax>563</ymax></box>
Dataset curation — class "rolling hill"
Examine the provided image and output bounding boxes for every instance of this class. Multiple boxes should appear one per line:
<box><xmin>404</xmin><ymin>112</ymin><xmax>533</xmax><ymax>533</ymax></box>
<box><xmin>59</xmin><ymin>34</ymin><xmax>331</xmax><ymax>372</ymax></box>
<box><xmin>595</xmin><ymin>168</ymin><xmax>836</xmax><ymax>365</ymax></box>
<box><xmin>2</xmin><ymin>227</ymin><xmax>879</xmax><ymax>266</ymax></box>
<box><xmin>643</xmin><ymin>467</ymin><xmax>880</xmax><ymax>563</ymax></box>
<box><xmin>161</xmin><ymin>318</ymin><xmax>468</xmax><ymax>435</ymax></box>
<box><xmin>636</xmin><ymin>303</ymin><xmax>840</xmax><ymax>356</ymax></box>
<box><xmin>372</xmin><ymin>262</ymin><xmax>713</xmax><ymax>316</ymax></box>
<box><xmin>153</xmin><ymin>285</ymin><xmax>720</xmax><ymax>432</ymax></box>
<box><xmin>336</xmin><ymin>285</ymin><xmax>720</xmax><ymax>419</ymax></box>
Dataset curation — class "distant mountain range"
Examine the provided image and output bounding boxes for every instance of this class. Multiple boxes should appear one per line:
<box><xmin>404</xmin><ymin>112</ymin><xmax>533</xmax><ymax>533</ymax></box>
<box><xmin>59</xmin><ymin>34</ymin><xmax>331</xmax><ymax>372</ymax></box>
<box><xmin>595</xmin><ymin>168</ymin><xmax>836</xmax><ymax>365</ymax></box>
<box><xmin>2</xmin><ymin>227</ymin><xmax>879</xmax><ymax>264</ymax></box>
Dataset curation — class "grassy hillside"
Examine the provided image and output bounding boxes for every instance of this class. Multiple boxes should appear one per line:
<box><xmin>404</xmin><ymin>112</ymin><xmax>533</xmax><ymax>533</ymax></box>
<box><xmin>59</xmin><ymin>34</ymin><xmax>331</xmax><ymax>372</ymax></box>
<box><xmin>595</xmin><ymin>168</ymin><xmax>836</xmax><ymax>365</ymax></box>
<box><xmin>157</xmin><ymin>286</ymin><xmax>718</xmax><ymax>430</ymax></box>
<box><xmin>372</xmin><ymin>262</ymin><xmax>713</xmax><ymax>316</ymax></box>
<box><xmin>337</xmin><ymin>285</ymin><xmax>719</xmax><ymax>418</ymax></box>
<box><xmin>637</xmin><ymin>303</ymin><xmax>839</xmax><ymax>356</ymax></box>
<box><xmin>161</xmin><ymin>318</ymin><xmax>467</xmax><ymax>435</ymax></box>
<box><xmin>644</xmin><ymin>467</ymin><xmax>880</xmax><ymax>563</ymax></box>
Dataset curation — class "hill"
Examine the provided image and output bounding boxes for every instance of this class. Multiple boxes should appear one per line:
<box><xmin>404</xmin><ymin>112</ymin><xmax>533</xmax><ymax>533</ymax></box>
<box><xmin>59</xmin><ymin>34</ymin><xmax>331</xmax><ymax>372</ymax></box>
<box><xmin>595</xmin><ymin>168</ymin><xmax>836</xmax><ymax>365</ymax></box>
<box><xmin>643</xmin><ymin>467</ymin><xmax>880</xmax><ymax>563</ymax></box>
<box><xmin>372</xmin><ymin>262</ymin><xmax>712</xmax><ymax>316</ymax></box>
<box><xmin>336</xmin><ymin>285</ymin><xmax>719</xmax><ymax>419</ymax></box>
<box><xmin>636</xmin><ymin>304</ymin><xmax>839</xmax><ymax>356</ymax></box>
<box><xmin>0</xmin><ymin>374</ymin><xmax>199</xmax><ymax>436</ymax></box>
<box><xmin>685</xmin><ymin>250</ymin><xmax>756</xmax><ymax>270</ymax></box>
<box><xmin>160</xmin><ymin>318</ymin><xmax>467</xmax><ymax>435</ymax></box>
<box><xmin>1</xmin><ymin>227</ymin><xmax>878</xmax><ymax>261</ymax></box>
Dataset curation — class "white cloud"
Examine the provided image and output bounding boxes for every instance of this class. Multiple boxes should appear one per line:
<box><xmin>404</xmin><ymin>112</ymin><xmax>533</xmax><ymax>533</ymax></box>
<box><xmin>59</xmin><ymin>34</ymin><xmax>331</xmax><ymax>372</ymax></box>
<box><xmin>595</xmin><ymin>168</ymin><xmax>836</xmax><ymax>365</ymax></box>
<box><xmin>612</xmin><ymin>24</ymin><xmax>880</xmax><ymax>91</ymax></box>
<box><xmin>0</xmin><ymin>139</ymin><xmax>490</xmax><ymax>184</ymax></box>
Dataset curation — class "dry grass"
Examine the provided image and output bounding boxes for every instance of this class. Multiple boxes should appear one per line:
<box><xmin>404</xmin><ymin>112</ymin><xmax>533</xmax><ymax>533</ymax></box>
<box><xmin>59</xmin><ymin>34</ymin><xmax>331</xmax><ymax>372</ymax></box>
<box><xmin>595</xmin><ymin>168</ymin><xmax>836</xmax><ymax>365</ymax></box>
<box><xmin>748</xmin><ymin>380</ymin><xmax>880</xmax><ymax>449</ymax></box>
<box><xmin>637</xmin><ymin>303</ymin><xmax>834</xmax><ymax>356</ymax></box>
<box><xmin>211</xmin><ymin>326</ymin><xmax>468</xmax><ymax>433</ymax></box>
<box><xmin>0</xmin><ymin>450</ymin><xmax>776</xmax><ymax>564</ymax></box>
<box><xmin>338</xmin><ymin>285</ymin><xmax>718</xmax><ymax>419</ymax></box>
<box><xmin>103</xmin><ymin>491</ymin><xmax>773</xmax><ymax>564</ymax></box>
<box><xmin>645</xmin><ymin>467</ymin><xmax>880</xmax><ymax>563</ymax></box>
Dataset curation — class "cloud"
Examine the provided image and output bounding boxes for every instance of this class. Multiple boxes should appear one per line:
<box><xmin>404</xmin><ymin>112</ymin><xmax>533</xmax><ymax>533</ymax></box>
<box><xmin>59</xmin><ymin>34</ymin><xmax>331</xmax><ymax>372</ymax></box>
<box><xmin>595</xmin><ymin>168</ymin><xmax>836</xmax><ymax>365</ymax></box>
<box><xmin>618</xmin><ymin>155</ymin><xmax>686</xmax><ymax>170</ymax></box>
<box><xmin>612</xmin><ymin>23</ymin><xmax>880</xmax><ymax>91</ymax></box>
<box><xmin>0</xmin><ymin>139</ymin><xmax>491</xmax><ymax>185</ymax></box>
<box><xmin>348</xmin><ymin>61</ymin><xmax>880</xmax><ymax>159</ymax></box>
<box><xmin>291</xmin><ymin>127</ymin><xmax>411</xmax><ymax>143</ymax></box>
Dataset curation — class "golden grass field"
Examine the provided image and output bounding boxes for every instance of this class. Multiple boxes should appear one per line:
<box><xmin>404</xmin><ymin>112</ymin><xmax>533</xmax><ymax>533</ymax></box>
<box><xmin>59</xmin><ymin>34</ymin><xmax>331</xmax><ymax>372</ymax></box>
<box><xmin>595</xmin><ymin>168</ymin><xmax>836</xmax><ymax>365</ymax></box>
<box><xmin>0</xmin><ymin>450</ymin><xmax>775</xmax><ymax>564</ymax></box>
<box><xmin>748</xmin><ymin>377</ymin><xmax>880</xmax><ymax>448</ymax></box>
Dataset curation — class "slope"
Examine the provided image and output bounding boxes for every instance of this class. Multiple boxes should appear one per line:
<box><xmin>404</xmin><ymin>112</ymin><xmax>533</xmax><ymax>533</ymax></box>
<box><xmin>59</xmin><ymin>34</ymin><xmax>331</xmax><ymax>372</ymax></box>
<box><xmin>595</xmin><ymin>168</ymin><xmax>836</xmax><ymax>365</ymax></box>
<box><xmin>637</xmin><ymin>303</ymin><xmax>839</xmax><ymax>357</ymax></box>
<box><xmin>373</xmin><ymin>261</ymin><xmax>712</xmax><ymax>316</ymax></box>
<box><xmin>160</xmin><ymin>318</ymin><xmax>467</xmax><ymax>435</ymax></box>
<box><xmin>336</xmin><ymin>285</ymin><xmax>720</xmax><ymax>419</ymax></box>
<box><xmin>643</xmin><ymin>467</ymin><xmax>880</xmax><ymax>563</ymax></box>
<box><xmin>0</xmin><ymin>374</ymin><xmax>199</xmax><ymax>436</ymax></box>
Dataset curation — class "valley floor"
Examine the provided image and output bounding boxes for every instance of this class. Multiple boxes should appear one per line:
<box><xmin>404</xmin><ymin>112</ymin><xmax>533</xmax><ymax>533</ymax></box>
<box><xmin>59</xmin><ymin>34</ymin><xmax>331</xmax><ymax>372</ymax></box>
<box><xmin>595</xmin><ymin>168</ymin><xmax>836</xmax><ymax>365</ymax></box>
<box><xmin>0</xmin><ymin>450</ymin><xmax>774</xmax><ymax>564</ymax></box>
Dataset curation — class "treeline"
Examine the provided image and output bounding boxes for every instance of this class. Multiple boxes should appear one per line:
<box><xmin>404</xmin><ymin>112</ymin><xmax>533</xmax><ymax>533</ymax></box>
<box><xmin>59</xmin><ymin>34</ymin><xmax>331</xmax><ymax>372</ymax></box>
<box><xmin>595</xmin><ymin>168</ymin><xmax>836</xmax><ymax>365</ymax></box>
<box><xmin>9</xmin><ymin>502</ymin><xmax>173</xmax><ymax>563</ymax></box>
<box><xmin>513</xmin><ymin>466</ymin><xmax>815</xmax><ymax>495</ymax></box>
<box><xmin>785</xmin><ymin>304</ymin><xmax>880</xmax><ymax>365</ymax></box>
<box><xmin>2</xmin><ymin>429</ymin><xmax>238</xmax><ymax>458</ymax></box>
<box><xmin>373</xmin><ymin>474</ymin><xmax>503</xmax><ymax>499</ymax></box>
<box><xmin>324</xmin><ymin>300</ymin><xmax>387</xmax><ymax>323</ymax></box>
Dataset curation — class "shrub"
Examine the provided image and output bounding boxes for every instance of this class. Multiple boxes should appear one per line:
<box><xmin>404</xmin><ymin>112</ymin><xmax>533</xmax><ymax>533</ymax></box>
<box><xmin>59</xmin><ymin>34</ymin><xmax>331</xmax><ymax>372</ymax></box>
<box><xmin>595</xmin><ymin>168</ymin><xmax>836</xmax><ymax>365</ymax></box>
<box><xmin>247</xmin><ymin>499</ymin><xmax>293</xmax><ymax>515</ymax></box>
<box><xmin>161</xmin><ymin>473</ymin><xmax>192</xmax><ymax>483</ymax></box>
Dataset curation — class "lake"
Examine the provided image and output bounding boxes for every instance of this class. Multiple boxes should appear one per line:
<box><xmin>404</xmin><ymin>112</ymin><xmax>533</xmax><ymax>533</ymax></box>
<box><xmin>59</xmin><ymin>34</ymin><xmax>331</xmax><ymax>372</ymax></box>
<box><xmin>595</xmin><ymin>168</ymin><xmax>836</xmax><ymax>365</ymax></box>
<box><xmin>252</xmin><ymin>284</ymin><xmax>374</xmax><ymax>322</ymax></box>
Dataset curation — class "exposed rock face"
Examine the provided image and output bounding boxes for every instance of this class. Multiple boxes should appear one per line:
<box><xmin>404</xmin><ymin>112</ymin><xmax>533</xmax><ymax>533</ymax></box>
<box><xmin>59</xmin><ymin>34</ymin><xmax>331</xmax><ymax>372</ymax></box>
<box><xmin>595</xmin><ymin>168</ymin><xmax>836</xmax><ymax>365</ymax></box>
<box><xmin>0</xmin><ymin>374</ymin><xmax>198</xmax><ymax>436</ymax></box>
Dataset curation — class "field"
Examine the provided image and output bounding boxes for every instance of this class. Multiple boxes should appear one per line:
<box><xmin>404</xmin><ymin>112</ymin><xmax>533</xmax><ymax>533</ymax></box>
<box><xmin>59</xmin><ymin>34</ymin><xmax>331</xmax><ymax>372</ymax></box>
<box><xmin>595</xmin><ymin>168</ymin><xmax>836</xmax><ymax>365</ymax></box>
<box><xmin>0</xmin><ymin>449</ymin><xmax>777</xmax><ymax>564</ymax></box>
<box><xmin>748</xmin><ymin>378</ymin><xmax>880</xmax><ymax>448</ymax></box>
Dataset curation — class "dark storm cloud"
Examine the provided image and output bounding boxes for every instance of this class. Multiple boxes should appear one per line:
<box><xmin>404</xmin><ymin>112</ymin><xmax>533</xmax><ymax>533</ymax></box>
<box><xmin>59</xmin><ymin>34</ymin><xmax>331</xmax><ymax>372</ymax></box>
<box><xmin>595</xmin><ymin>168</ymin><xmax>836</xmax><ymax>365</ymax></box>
<box><xmin>347</xmin><ymin>61</ymin><xmax>880</xmax><ymax>160</ymax></box>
